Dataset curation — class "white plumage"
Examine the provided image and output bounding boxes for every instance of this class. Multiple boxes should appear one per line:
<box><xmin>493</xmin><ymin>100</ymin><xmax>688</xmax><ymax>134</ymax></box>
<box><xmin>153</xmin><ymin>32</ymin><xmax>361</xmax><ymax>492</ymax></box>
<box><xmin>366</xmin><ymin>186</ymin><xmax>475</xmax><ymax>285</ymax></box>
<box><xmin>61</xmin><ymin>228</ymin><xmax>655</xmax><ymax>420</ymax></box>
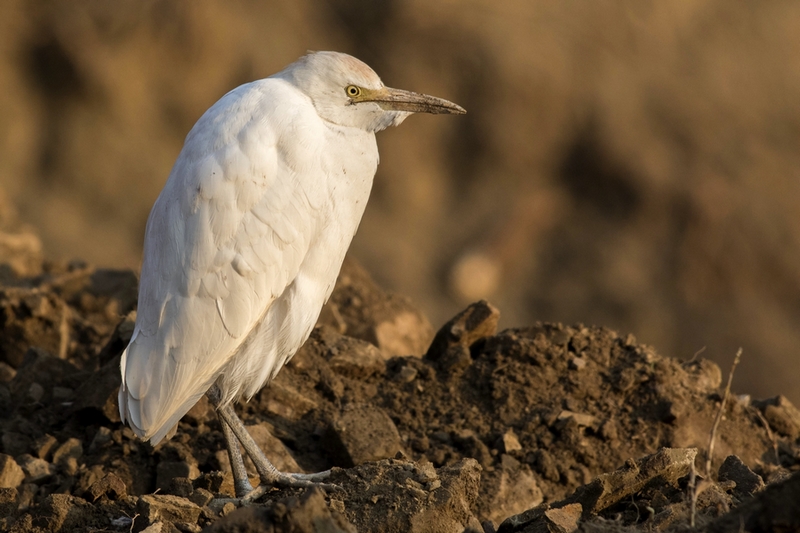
<box><xmin>118</xmin><ymin>51</ymin><xmax>464</xmax><ymax>494</ymax></box>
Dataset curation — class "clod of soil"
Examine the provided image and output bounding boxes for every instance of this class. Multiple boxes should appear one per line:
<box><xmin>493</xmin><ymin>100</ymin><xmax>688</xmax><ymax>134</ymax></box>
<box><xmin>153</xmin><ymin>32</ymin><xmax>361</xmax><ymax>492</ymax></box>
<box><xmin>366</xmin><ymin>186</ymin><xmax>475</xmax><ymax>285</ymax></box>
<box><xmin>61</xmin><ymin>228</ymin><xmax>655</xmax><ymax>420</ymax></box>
<box><xmin>0</xmin><ymin>251</ymin><xmax>799</xmax><ymax>532</ymax></box>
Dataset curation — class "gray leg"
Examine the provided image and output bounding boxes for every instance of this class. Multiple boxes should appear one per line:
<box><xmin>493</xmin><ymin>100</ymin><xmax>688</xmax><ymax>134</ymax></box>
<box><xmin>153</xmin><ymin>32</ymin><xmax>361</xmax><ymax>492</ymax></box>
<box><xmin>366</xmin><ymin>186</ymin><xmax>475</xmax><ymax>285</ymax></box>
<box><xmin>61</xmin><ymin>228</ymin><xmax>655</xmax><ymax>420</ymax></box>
<box><xmin>207</xmin><ymin>385</ymin><xmax>335</xmax><ymax>499</ymax></box>
<box><xmin>220</xmin><ymin>417</ymin><xmax>254</xmax><ymax>497</ymax></box>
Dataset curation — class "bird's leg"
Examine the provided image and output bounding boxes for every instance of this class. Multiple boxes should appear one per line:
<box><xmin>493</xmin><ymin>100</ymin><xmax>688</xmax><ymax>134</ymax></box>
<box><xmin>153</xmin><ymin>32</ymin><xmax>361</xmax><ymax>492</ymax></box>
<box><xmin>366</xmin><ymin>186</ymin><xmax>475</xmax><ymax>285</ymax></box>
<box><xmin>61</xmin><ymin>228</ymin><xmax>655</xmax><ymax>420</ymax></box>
<box><xmin>206</xmin><ymin>385</ymin><xmax>254</xmax><ymax>497</ymax></box>
<box><xmin>206</xmin><ymin>385</ymin><xmax>336</xmax><ymax>499</ymax></box>
<box><xmin>216</xmin><ymin>402</ymin><xmax>336</xmax><ymax>491</ymax></box>
<box><xmin>220</xmin><ymin>417</ymin><xmax>254</xmax><ymax>497</ymax></box>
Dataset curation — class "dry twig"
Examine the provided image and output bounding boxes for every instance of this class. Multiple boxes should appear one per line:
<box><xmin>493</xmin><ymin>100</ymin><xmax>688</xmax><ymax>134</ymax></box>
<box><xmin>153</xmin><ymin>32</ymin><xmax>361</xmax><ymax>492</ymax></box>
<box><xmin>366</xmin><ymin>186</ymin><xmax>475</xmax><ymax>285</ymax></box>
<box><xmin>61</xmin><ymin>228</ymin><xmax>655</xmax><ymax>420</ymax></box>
<box><xmin>706</xmin><ymin>348</ymin><xmax>742</xmax><ymax>478</ymax></box>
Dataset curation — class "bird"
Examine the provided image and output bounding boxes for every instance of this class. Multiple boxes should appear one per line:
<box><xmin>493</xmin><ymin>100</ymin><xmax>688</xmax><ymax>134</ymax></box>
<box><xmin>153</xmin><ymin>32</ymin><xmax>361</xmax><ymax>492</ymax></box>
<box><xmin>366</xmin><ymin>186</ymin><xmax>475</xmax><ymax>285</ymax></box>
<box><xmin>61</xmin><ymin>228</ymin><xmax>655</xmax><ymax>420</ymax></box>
<box><xmin>118</xmin><ymin>51</ymin><xmax>465</xmax><ymax>499</ymax></box>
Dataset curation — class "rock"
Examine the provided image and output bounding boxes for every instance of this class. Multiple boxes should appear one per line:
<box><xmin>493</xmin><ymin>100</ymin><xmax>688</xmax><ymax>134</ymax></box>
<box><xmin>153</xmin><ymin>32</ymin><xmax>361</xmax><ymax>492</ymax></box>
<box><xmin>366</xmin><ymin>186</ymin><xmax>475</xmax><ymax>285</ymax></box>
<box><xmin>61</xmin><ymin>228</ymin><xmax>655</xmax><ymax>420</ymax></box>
<box><xmin>437</xmin><ymin>345</ymin><xmax>473</xmax><ymax>376</ymax></box>
<box><xmin>87</xmin><ymin>472</ymin><xmax>127</xmax><ymax>501</ymax></box>
<box><xmin>498</xmin><ymin>502</ymin><xmax>583</xmax><ymax>533</ymax></box>
<box><xmin>188</xmin><ymin>487</ymin><xmax>213</xmax><ymax>507</ymax></box>
<box><xmin>754</xmin><ymin>395</ymin><xmax>800</xmax><ymax>440</ymax></box>
<box><xmin>31</xmin><ymin>434</ymin><xmax>58</xmax><ymax>460</ymax></box>
<box><xmin>192</xmin><ymin>471</ymin><xmax>227</xmax><ymax>494</ymax></box>
<box><xmin>32</xmin><ymin>493</ymin><xmax>104</xmax><ymax>531</ymax></box>
<box><xmin>71</xmin><ymin>354</ymin><xmax>122</xmax><ymax>422</ymax></box>
<box><xmin>0</xmin><ymin>454</ymin><xmax>24</xmax><ymax>488</ymax></box>
<box><xmin>8</xmin><ymin>348</ymin><xmax>79</xmax><ymax>406</ymax></box>
<box><xmin>481</xmin><ymin>454</ymin><xmax>544</xmax><ymax>525</ymax></box>
<box><xmin>327</xmin><ymin>405</ymin><xmax>404</xmax><ymax>467</ymax></box>
<box><xmin>325</xmin><ymin>335</ymin><xmax>386</xmax><ymax>379</ymax></box>
<box><xmin>259</xmin><ymin>379</ymin><xmax>318</xmax><ymax>420</ymax></box>
<box><xmin>17</xmin><ymin>454</ymin><xmax>55</xmax><ymax>483</ymax></box>
<box><xmin>205</xmin><ymin>487</ymin><xmax>356</xmax><ymax>533</ymax></box>
<box><xmin>568</xmin><ymin>357</ymin><xmax>586</xmax><ymax>371</ymax></box>
<box><xmin>241</xmin><ymin>423</ymin><xmax>301</xmax><ymax>476</ymax></box>
<box><xmin>165</xmin><ymin>477</ymin><xmax>194</xmax><ymax>498</ymax></box>
<box><xmin>320</xmin><ymin>257</ymin><xmax>434</xmax><ymax>358</ymax></box>
<box><xmin>156</xmin><ymin>461</ymin><xmax>200</xmax><ymax>492</ymax></box>
<box><xmin>498</xmin><ymin>430</ymin><xmax>523</xmax><ymax>454</ymax></box>
<box><xmin>52</xmin><ymin>437</ymin><xmax>83</xmax><ymax>470</ymax></box>
<box><xmin>136</xmin><ymin>494</ymin><xmax>202</xmax><ymax>530</ymax></box>
<box><xmin>544</xmin><ymin>504</ymin><xmax>582</xmax><ymax>533</ymax></box>
<box><xmin>562</xmin><ymin>448</ymin><xmax>697</xmax><ymax>516</ymax></box>
<box><xmin>453</xmin><ymin>429</ymin><xmax>493</xmax><ymax>469</ymax></box>
<box><xmin>705</xmin><ymin>470</ymin><xmax>800</xmax><ymax>533</ymax></box>
<box><xmin>0</xmin><ymin>292</ymin><xmax>67</xmax><ymax>367</ymax></box>
<box><xmin>718</xmin><ymin>455</ymin><xmax>765</xmax><ymax>500</ymax></box>
<box><xmin>333</xmin><ymin>457</ymin><xmax>482</xmax><ymax>533</ymax></box>
<box><xmin>425</xmin><ymin>300</ymin><xmax>500</xmax><ymax>360</ymax></box>
<box><xmin>555</xmin><ymin>410</ymin><xmax>599</xmax><ymax>430</ymax></box>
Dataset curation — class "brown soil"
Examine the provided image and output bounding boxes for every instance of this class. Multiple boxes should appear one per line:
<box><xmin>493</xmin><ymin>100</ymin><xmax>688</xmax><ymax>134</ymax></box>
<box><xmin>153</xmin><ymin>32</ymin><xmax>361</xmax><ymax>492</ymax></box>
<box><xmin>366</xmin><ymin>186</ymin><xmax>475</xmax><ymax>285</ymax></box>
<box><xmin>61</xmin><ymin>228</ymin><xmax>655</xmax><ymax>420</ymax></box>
<box><xmin>1</xmin><ymin>246</ymin><xmax>799</xmax><ymax>533</ymax></box>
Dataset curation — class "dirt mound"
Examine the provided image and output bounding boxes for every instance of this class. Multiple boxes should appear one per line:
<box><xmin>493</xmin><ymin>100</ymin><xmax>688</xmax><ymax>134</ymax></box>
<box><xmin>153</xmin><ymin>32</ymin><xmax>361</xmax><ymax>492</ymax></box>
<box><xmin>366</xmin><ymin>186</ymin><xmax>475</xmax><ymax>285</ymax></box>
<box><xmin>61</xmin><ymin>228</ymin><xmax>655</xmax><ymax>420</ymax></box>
<box><xmin>0</xmin><ymin>254</ymin><xmax>799</xmax><ymax>532</ymax></box>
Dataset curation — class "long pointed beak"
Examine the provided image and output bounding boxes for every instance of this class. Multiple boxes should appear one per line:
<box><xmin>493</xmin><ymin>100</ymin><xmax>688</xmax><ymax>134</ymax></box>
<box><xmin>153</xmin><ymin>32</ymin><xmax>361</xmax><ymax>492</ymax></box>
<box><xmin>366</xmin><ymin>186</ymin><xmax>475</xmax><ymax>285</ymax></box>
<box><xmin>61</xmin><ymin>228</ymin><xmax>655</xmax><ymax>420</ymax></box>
<box><xmin>364</xmin><ymin>87</ymin><xmax>466</xmax><ymax>115</ymax></box>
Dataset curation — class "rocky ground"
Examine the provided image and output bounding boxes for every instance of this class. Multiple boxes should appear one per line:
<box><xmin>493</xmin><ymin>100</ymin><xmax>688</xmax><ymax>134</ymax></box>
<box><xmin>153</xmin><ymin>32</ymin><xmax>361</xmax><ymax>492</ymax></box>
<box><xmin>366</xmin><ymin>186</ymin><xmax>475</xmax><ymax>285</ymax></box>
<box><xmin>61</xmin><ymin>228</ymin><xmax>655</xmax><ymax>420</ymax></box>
<box><xmin>1</xmin><ymin>246</ymin><xmax>800</xmax><ymax>532</ymax></box>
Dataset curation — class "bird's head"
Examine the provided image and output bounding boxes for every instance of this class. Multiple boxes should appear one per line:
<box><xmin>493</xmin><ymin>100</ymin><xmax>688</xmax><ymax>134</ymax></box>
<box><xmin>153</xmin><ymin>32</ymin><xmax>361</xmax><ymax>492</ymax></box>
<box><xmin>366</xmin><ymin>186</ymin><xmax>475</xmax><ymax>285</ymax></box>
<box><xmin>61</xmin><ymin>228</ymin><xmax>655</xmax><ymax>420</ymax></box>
<box><xmin>279</xmin><ymin>51</ymin><xmax>465</xmax><ymax>132</ymax></box>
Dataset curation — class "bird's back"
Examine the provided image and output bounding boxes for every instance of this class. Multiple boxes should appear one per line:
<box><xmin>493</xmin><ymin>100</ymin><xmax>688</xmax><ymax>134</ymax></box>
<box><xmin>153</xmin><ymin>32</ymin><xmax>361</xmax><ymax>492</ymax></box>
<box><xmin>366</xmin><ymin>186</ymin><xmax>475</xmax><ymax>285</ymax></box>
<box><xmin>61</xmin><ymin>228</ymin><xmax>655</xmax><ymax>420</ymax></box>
<box><xmin>119</xmin><ymin>76</ymin><xmax>378</xmax><ymax>444</ymax></box>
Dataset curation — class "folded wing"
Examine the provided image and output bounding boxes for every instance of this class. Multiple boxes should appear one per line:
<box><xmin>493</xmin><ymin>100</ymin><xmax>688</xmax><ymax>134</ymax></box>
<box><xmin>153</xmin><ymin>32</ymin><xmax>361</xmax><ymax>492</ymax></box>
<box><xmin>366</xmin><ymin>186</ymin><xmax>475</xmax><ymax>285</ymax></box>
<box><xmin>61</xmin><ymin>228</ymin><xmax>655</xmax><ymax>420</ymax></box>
<box><xmin>119</xmin><ymin>80</ymin><xmax>324</xmax><ymax>444</ymax></box>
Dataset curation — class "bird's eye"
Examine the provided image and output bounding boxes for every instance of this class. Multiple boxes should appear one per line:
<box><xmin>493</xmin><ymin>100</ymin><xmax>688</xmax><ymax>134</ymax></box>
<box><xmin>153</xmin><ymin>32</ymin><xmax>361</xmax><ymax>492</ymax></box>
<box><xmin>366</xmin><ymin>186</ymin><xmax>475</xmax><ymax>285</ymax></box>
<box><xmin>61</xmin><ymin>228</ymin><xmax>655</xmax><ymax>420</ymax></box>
<box><xmin>345</xmin><ymin>85</ymin><xmax>361</xmax><ymax>97</ymax></box>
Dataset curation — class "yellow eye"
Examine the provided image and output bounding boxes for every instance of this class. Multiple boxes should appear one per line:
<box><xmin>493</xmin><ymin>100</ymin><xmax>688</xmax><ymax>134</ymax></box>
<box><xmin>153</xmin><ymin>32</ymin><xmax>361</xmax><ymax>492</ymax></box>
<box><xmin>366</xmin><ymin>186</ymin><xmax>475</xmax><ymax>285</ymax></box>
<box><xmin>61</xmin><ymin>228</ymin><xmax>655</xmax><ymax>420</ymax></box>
<box><xmin>345</xmin><ymin>85</ymin><xmax>361</xmax><ymax>97</ymax></box>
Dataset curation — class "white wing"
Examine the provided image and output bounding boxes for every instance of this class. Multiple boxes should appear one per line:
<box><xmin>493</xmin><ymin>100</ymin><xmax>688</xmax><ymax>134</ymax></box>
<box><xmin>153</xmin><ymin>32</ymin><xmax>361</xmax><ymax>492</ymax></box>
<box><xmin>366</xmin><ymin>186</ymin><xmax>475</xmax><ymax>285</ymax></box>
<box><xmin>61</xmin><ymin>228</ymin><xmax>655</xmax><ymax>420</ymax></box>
<box><xmin>119</xmin><ymin>79</ymin><xmax>329</xmax><ymax>444</ymax></box>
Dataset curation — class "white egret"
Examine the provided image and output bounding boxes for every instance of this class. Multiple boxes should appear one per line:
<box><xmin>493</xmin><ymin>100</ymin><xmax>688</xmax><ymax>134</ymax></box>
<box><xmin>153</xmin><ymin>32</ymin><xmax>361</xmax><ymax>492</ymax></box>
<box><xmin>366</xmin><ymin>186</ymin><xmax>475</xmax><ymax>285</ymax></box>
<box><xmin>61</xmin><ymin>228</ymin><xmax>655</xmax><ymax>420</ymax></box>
<box><xmin>118</xmin><ymin>51</ymin><xmax>464</xmax><ymax>498</ymax></box>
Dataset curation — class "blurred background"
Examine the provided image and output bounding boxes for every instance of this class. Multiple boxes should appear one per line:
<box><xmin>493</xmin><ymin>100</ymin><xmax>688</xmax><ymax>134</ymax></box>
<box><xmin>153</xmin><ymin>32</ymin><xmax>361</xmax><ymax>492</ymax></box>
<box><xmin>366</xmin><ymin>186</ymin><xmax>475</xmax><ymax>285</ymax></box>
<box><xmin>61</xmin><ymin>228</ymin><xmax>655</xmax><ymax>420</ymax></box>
<box><xmin>1</xmin><ymin>1</ymin><xmax>799</xmax><ymax>404</ymax></box>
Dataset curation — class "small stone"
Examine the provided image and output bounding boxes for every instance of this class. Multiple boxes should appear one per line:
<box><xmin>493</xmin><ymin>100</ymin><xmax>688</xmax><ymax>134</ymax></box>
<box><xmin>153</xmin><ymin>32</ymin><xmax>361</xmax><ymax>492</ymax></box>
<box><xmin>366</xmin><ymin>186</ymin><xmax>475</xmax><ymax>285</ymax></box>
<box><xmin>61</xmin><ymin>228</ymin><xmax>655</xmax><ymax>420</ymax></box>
<box><xmin>137</xmin><ymin>494</ymin><xmax>202</xmax><ymax>526</ymax></box>
<box><xmin>17</xmin><ymin>454</ymin><xmax>55</xmax><ymax>483</ymax></box>
<box><xmin>498</xmin><ymin>430</ymin><xmax>523</xmax><ymax>454</ymax></box>
<box><xmin>32</xmin><ymin>494</ymin><xmax>101</xmax><ymax>531</ymax></box>
<box><xmin>426</xmin><ymin>300</ymin><xmax>500</xmax><ymax>359</ymax></box>
<box><xmin>544</xmin><ymin>503</ymin><xmax>582</xmax><ymax>533</ymax></box>
<box><xmin>0</xmin><ymin>454</ymin><xmax>25</xmax><ymax>488</ymax></box>
<box><xmin>482</xmin><ymin>455</ymin><xmax>543</xmax><ymax>524</ymax></box>
<box><xmin>556</xmin><ymin>410</ymin><xmax>599</xmax><ymax>429</ymax></box>
<box><xmin>167</xmin><ymin>477</ymin><xmax>194</xmax><ymax>498</ymax></box>
<box><xmin>260</xmin><ymin>379</ymin><xmax>318</xmax><ymax>420</ymax></box>
<box><xmin>326</xmin><ymin>336</ymin><xmax>386</xmax><ymax>378</ymax></box>
<box><xmin>188</xmin><ymin>487</ymin><xmax>213</xmax><ymax>507</ymax></box>
<box><xmin>157</xmin><ymin>461</ymin><xmax>200</xmax><ymax>491</ymax></box>
<box><xmin>52</xmin><ymin>438</ymin><xmax>83</xmax><ymax>471</ymax></box>
<box><xmin>71</xmin><ymin>354</ymin><xmax>122</xmax><ymax>422</ymax></box>
<box><xmin>438</xmin><ymin>345</ymin><xmax>473</xmax><ymax>374</ymax></box>
<box><xmin>569</xmin><ymin>357</ymin><xmax>587</xmax><ymax>371</ymax></box>
<box><xmin>89</xmin><ymin>427</ymin><xmax>113</xmax><ymax>451</ymax></box>
<box><xmin>193</xmin><ymin>471</ymin><xmax>226</xmax><ymax>494</ymax></box>
<box><xmin>755</xmin><ymin>395</ymin><xmax>800</xmax><ymax>440</ymax></box>
<box><xmin>221</xmin><ymin>501</ymin><xmax>236</xmax><ymax>516</ymax></box>
<box><xmin>88</xmin><ymin>472</ymin><xmax>128</xmax><ymax>501</ymax></box>
<box><xmin>718</xmin><ymin>455</ymin><xmax>765</xmax><ymax>499</ymax></box>
<box><xmin>327</xmin><ymin>405</ymin><xmax>404</xmax><ymax>467</ymax></box>
<box><xmin>395</xmin><ymin>365</ymin><xmax>418</xmax><ymax>383</ymax></box>
<box><xmin>31</xmin><ymin>434</ymin><xmax>58</xmax><ymax>460</ymax></box>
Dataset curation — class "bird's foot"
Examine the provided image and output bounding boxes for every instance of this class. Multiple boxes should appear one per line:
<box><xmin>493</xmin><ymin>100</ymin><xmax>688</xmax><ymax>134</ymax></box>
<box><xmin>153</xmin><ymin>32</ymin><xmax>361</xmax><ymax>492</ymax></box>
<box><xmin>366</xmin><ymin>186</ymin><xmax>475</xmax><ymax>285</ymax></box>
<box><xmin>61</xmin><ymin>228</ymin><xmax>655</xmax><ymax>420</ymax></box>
<box><xmin>209</xmin><ymin>472</ymin><xmax>339</xmax><ymax>512</ymax></box>
<box><xmin>241</xmin><ymin>469</ymin><xmax>339</xmax><ymax>501</ymax></box>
